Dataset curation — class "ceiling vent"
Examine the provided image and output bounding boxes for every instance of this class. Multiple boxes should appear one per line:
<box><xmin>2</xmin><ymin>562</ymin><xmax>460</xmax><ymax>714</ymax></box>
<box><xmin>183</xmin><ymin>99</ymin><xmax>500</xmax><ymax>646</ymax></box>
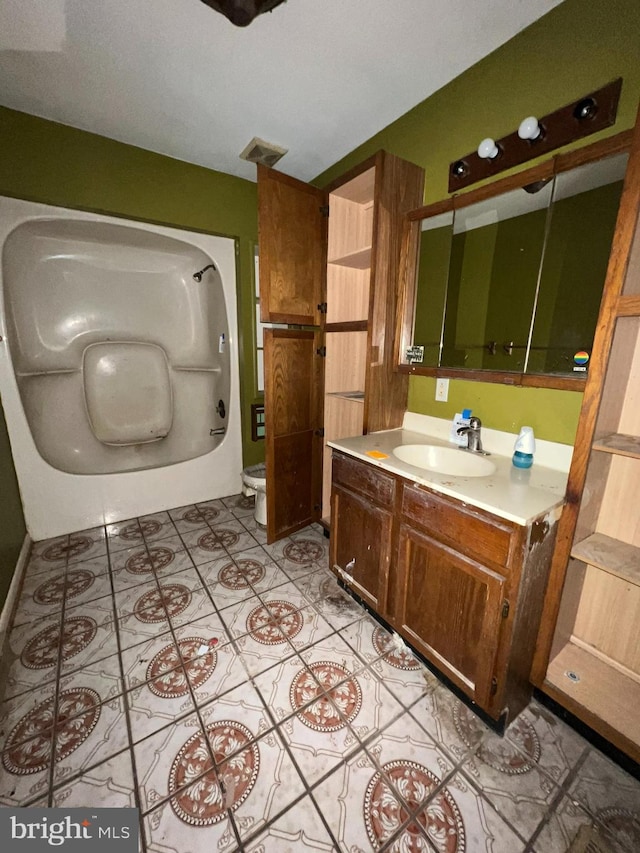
<box><xmin>239</xmin><ymin>137</ymin><xmax>288</xmax><ymax>168</ymax></box>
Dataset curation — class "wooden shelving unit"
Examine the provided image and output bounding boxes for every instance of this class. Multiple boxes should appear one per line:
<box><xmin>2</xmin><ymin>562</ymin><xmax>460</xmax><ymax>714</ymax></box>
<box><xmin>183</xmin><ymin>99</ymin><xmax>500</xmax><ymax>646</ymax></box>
<box><xmin>327</xmin><ymin>246</ymin><xmax>372</xmax><ymax>269</ymax></box>
<box><xmin>571</xmin><ymin>533</ymin><xmax>640</xmax><ymax>586</ymax></box>
<box><xmin>258</xmin><ymin>153</ymin><xmax>423</xmax><ymax>542</ymax></box>
<box><xmin>322</xmin><ymin>168</ymin><xmax>376</xmax><ymax>519</ymax></box>
<box><xmin>591</xmin><ymin>432</ymin><xmax>640</xmax><ymax>457</ymax></box>
<box><xmin>546</xmin><ymin>642</ymin><xmax>640</xmax><ymax>750</ymax></box>
<box><xmin>532</xmin><ymin>109</ymin><xmax>640</xmax><ymax>763</ymax></box>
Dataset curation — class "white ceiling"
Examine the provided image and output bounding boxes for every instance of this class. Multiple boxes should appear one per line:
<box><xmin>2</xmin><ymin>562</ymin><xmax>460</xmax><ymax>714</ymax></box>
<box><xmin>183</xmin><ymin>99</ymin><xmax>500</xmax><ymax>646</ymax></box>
<box><xmin>0</xmin><ymin>0</ymin><xmax>564</xmax><ymax>182</ymax></box>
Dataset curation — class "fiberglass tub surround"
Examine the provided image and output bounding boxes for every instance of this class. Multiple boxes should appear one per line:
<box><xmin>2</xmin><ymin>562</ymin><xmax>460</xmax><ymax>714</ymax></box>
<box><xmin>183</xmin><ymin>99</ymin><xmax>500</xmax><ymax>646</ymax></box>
<box><xmin>3</xmin><ymin>218</ymin><xmax>230</xmax><ymax>475</ymax></box>
<box><xmin>0</xmin><ymin>197</ymin><xmax>241</xmax><ymax>540</ymax></box>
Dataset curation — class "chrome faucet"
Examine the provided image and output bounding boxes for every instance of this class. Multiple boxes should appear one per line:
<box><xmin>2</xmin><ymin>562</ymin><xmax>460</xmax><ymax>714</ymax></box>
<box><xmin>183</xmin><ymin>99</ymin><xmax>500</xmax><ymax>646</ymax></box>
<box><xmin>457</xmin><ymin>416</ymin><xmax>490</xmax><ymax>455</ymax></box>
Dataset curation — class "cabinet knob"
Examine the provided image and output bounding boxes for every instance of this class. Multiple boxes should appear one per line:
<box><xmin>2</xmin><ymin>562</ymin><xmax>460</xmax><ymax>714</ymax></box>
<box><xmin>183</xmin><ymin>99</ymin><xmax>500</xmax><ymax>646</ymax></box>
<box><xmin>345</xmin><ymin>558</ymin><xmax>356</xmax><ymax>573</ymax></box>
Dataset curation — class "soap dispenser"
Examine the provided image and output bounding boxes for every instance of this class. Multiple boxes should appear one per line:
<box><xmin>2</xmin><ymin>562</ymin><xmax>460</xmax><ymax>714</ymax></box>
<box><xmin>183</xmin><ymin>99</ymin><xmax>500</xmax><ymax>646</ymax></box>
<box><xmin>513</xmin><ymin>427</ymin><xmax>535</xmax><ymax>469</ymax></box>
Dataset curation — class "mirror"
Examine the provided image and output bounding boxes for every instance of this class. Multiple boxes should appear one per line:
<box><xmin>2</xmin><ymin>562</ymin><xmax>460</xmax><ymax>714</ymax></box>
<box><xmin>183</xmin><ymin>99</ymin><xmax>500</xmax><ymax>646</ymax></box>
<box><xmin>401</xmin><ymin>138</ymin><xmax>629</xmax><ymax>386</ymax></box>
<box><xmin>442</xmin><ymin>179</ymin><xmax>555</xmax><ymax>373</ymax></box>
<box><xmin>527</xmin><ymin>152</ymin><xmax>627</xmax><ymax>375</ymax></box>
<box><xmin>413</xmin><ymin>210</ymin><xmax>454</xmax><ymax>368</ymax></box>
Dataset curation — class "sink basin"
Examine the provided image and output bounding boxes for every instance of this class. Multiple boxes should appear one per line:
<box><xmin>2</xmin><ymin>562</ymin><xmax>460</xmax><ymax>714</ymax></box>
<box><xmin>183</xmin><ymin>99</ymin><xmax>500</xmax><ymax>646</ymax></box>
<box><xmin>392</xmin><ymin>444</ymin><xmax>496</xmax><ymax>477</ymax></box>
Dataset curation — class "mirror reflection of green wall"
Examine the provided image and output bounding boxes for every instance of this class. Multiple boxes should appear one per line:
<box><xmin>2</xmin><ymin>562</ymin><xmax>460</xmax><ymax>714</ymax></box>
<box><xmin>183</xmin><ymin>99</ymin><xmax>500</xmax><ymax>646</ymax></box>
<box><xmin>410</xmin><ymin>150</ymin><xmax>628</xmax><ymax>378</ymax></box>
<box><xmin>528</xmin><ymin>154</ymin><xmax>627</xmax><ymax>374</ymax></box>
<box><xmin>443</xmin><ymin>189</ymin><xmax>551</xmax><ymax>371</ymax></box>
<box><xmin>413</xmin><ymin>211</ymin><xmax>453</xmax><ymax>367</ymax></box>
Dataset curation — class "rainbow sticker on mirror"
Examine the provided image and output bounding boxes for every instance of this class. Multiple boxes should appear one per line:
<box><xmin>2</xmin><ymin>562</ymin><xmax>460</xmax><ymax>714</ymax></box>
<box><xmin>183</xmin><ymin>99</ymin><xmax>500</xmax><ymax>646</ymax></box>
<box><xmin>573</xmin><ymin>351</ymin><xmax>589</xmax><ymax>372</ymax></box>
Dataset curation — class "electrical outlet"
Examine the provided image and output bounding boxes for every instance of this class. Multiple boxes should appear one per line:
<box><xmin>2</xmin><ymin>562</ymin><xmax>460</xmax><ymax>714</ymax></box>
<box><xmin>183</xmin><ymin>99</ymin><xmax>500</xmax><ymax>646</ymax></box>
<box><xmin>435</xmin><ymin>378</ymin><xmax>449</xmax><ymax>402</ymax></box>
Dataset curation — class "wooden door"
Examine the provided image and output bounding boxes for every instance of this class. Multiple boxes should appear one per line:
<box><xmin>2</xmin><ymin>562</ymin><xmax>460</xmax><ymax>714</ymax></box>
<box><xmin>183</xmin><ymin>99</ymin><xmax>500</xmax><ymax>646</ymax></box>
<box><xmin>330</xmin><ymin>483</ymin><xmax>393</xmax><ymax>613</ymax></box>
<box><xmin>264</xmin><ymin>328</ymin><xmax>323</xmax><ymax>543</ymax></box>
<box><xmin>258</xmin><ymin>165</ymin><xmax>327</xmax><ymax>324</ymax></box>
<box><xmin>395</xmin><ymin>524</ymin><xmax>507</xmax><ymax>708</ymax></box>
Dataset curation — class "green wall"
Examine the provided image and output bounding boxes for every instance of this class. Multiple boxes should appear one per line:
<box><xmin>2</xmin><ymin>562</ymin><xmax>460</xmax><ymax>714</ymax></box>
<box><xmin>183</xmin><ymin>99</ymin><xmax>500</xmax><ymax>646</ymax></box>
<box><xmin>316</xmin><ymin>0</ymin><xmax>640</xmax><ymax>445</ymax></box>
<box><xmin>0</xmin><ymin>107</ymin><xmax>263</xmax><ymax>601</ymax></box>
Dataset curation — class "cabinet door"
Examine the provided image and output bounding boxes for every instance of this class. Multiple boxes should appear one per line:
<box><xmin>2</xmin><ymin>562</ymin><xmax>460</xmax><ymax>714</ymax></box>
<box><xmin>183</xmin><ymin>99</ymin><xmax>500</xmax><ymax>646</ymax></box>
<box><xmin>264</xmin><ymin>328</ymin><xmax>322</xmax><ymax>543</ymax></box>
<box><xmin>330</xmin><ymin>483</ymin><xmax>392</xmax><ymax>613</ymax></box>
<box><xmin>395</xmin><ymin>524</ymin><xmax>507</xmax><ymax>708</ymax></box>
<box><xmin>258</xmin><ymin>165</ymin><xmax>326</xmax><ymax>325</ymax></box>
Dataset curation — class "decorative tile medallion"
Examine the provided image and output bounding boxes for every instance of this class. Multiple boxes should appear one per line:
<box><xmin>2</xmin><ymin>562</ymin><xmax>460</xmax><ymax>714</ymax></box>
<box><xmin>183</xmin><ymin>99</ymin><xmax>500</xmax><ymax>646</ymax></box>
<box><xmin>2</xmin><ymin>688</ymin><xmax>101</xmax><ymax>775</ymax></box>
<box><xmin>118</xmin><ymin>523</ymin><xmax>144</xmax><ymax>542</ymax></box>
<box><xmin>372</xmin><ymin>626</ymin><xmax>421</xmax><ymax>671</ymax></box>
<box><xmin>236</xmin><ymin>495</ymin><xmax>254</xmax><ymax>510</ymax></box>
<box><xmin>147</xmin><ymin>639</ymin><xmax>217</xmax><ymax>697</ymax></box>
<box><xmin>139</xmin><ymin>520</ymin><xmax>163</xmax><ymax>538</ymax></box>
<box><xmin>219</xmin><ymin>560</ymin><xmax>265</xmax><ymax>589</ymax></box>
<box><xmin>290</xmin><ymin>662</ymin><xmax>361</xmax><ymax>731</ymax></box>
<box><xmin>21</xmin><ymin>616</ymin><xmax>97</xmax><ymax>670</ymax></box>
<box><xmin>247</xmin><ymin>601</ymin><xmax>303</xmax><ymax>645</ymax></box>
<box><xmin>42</xmin><ymin>536</ymin><xmax>92</xmax><ymax>563</ymax></box>
<box><xmin>134</xmin><ymin>584</ymin><xmax>192</xmax><ymax>623</ymax></box>
<box><xmin>193</xmin><ymin>506</ymin><xmax>221</xmax><ymax>524</ymax></box>
<box><xmin>364</xmin><ymin>760</ymin><xmax>464</xmax><ymax>852</ymax></box>
<box><xmin>33</xmin><ymin>570</ymin><xmax>95</xmax><ymax>606</ymax></box>
<box><xmin>169</xmin><ymin>721</ymin><xmax>259</xmax><ymax>826</ymax></box>
<box><xmin>198</xmin><ymin>529</ymin><xmax>240</xmax><ymax>552</ymax></box>
<box><xmin>148</xmin><ymin>547</ymin><xmax>175</xmax><ymax>571</ymax></box>
<box><xmin>455</xmin><ymin>710</ymin><xmax>540</xmax><ymax>775</ymax></box>
<box><xmin>283</xmin><ymin>539</ymin><xmax>323</xmax><ymax>564</ymax></box>
<box><xmin>319</xmin><ymin>576</ymin><xmax>337</xmax><ymax>597</ymax></box>
<box><xmin>125</xmin><ymin>551</ymin><xmax>154</xmax><ymax>574</ymax></box>
<box><xmin>597</xmin><ymin>806</ymin><xmax>640</xmax><ymax>849</ymax></box>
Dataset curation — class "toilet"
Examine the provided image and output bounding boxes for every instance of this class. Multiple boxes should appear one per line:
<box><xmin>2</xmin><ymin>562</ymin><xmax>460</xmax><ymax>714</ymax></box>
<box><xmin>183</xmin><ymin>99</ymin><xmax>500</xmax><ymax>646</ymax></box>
<box><xmin>241</xmin><ymin>463</ymin><xmax>267</xmax><ymax>526</ymax></box>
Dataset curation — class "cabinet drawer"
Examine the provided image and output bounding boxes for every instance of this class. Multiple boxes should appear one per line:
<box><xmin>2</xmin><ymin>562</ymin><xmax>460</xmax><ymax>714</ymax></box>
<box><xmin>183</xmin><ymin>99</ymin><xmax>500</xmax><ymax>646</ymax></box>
<box><xmin>332</xmin><ymin>452</ymin><xmax>396</xmax><ymax>508</ymax></box>
<box><xmin>401</xmin><ymin>483</ymin><xmax>517</xmax><ymax>568</ymax></box>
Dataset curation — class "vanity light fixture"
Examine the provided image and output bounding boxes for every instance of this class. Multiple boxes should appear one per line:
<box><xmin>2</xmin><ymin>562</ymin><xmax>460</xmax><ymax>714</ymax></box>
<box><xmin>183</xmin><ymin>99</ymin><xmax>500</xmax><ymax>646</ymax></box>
<box><xmin>574</xmin><ymin>97</ymin><xmax>598</xmax><ymax>121</ymax></box>
<box><xmin>477</xmin><ymin>138</ymin><xmax>500</xmax><ymax>160</ymax></box>
<box><xmin>451</xmin><ymin>159</ymin><xmax>469</xmax><ymax>179</ymax></box>
<box><xmin>518</xmin><ymin>116</ymin><xmax>543</xmax><ymax>142</ymax></box>
<box><xmin>448</xmin><ymin>78</ymin><xmax>622</xmax><ymax>192</ymax></box>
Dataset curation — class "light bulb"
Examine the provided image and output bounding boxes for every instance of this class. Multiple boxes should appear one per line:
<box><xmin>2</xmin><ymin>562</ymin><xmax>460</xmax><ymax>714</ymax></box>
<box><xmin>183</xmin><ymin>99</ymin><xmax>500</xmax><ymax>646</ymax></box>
<box><xmin>518</xmin><ymin>116</ymin><xmax>541</xmax><ymax>141</ymax></box>
<box><xmin>477</xmin><ymin>138</ymin><xmax>499</xmax><ymax>160</ymax></box>
<box><xmin>451</xmin><ymin>159</ymin><xmax>469</xmax><ymax>178</ymax></box>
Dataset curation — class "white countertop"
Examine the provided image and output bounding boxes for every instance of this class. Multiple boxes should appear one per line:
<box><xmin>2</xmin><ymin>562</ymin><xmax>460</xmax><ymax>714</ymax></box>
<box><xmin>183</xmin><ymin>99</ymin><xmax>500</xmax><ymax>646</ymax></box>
<box><xmin>328</xmin><ymin>427</ymin><xmax>568</xmax><ymax>526</ymax></box>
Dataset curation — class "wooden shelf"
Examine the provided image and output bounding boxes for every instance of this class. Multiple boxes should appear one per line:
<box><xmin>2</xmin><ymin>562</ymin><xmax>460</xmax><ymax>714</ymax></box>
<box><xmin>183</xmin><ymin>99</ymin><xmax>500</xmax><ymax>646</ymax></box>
<box><xmin>327</xmin><ymin>391</ymin><xmax>365</xmax><ymax>402</ymax></box>
<box><xmin>328</xmin><ymin>246</ymin><xmax>372</xmax><ymax>269</ymax></box>
<box><xmin>325</xmin><ymin>320</ymin><xmax>368</xmax><ymax>333</ymax></box>
<box><xmin>571</xmin><ymin>533</ymin><xmax>640</xmax><ymax>587</ymax></box>
<box><xmin>617</xmin><ymin>294</ymin><xmax>640</xmax><ymax>316</ymax></box>
<box><xmin>545</xmin><ymin>641</ymin><xmax>640</xmax><ymax>757</ymax></box>
<box><xmin>592</xmin><ymin>432</ymin><xmax>640</xmax><ymax>458</ymax></box>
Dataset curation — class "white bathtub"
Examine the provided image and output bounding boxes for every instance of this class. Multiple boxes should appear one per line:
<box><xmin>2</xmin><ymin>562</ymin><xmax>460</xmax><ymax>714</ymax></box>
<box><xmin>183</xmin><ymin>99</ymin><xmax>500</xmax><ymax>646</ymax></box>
<box><xmin>0</xmin><ymin>196</ymin><xmax>242</xmax><ymax>540</ymax></box>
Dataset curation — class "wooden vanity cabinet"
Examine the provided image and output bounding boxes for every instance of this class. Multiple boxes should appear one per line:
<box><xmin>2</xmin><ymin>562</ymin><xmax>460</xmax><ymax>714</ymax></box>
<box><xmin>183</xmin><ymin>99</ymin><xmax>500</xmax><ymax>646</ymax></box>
<box><xmin>330</xmin><ymin>450</ymin><xmax>560</xmax><ymax>722</ymax></box>
<box><xmin>330</xmin><ymin>452</ymin><xmax>396</xmax><ymax>614</ymax></box>
<box><xmin>395</xmin><ymin>525</ymin><xmax>507</xmax><ymax>711</ymax></box>
<box><xmin>258</xmin><ymin>153</ymin><xmax>424</xmax><ymax>543</ymax></box>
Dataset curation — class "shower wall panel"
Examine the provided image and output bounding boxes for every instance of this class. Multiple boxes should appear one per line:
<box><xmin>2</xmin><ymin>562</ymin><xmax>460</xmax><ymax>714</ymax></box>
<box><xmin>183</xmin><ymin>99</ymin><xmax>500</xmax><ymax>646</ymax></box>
<box><xmin>0</xmin><ymin>197</ymin><xmax>241</xmax><ymax>539</ymax></box>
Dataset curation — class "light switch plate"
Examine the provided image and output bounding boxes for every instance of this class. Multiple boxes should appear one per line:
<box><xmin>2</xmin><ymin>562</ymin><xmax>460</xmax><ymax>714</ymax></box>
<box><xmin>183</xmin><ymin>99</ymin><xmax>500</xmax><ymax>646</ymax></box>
<box><xmin>435</xmin><ymin>378</ymin><xmax>449</xmax><ymax>402</ymax></box>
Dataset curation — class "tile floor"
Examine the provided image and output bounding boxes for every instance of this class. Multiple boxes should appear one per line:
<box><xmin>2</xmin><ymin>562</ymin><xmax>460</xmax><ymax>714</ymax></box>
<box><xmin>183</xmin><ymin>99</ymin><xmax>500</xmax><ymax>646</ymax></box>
<box><xmin>1</xmin><ymin>494</ymin><xmax>639</xmax><ymax>852</ymax></box>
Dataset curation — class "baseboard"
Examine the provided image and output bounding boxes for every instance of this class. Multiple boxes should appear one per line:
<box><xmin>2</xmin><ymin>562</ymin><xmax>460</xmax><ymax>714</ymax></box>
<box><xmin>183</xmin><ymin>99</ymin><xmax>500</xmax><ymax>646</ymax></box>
<box><xmin>0</xmin><ymin>534</ymin><xmax>31</xmax><ymax>660</ymax></box>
